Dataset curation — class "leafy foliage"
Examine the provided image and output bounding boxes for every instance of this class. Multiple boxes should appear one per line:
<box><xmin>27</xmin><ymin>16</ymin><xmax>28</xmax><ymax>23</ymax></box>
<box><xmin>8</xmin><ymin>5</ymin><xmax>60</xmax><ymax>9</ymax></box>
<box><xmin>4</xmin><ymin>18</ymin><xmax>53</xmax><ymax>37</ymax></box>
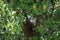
<box><xmin>0</xmin><ymin>0</ymin><xmax>60</xmax><ymax>40</ymax></box>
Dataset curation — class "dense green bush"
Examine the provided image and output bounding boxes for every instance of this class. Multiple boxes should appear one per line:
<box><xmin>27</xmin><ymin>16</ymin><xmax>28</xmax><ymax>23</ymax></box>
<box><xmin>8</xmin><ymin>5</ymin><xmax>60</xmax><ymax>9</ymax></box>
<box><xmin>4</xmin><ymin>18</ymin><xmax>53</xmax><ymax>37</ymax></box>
<box><xmin>0</xmin><ymin>0</ymin><xmax>60</xmax><ymax>40</ymax></box>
